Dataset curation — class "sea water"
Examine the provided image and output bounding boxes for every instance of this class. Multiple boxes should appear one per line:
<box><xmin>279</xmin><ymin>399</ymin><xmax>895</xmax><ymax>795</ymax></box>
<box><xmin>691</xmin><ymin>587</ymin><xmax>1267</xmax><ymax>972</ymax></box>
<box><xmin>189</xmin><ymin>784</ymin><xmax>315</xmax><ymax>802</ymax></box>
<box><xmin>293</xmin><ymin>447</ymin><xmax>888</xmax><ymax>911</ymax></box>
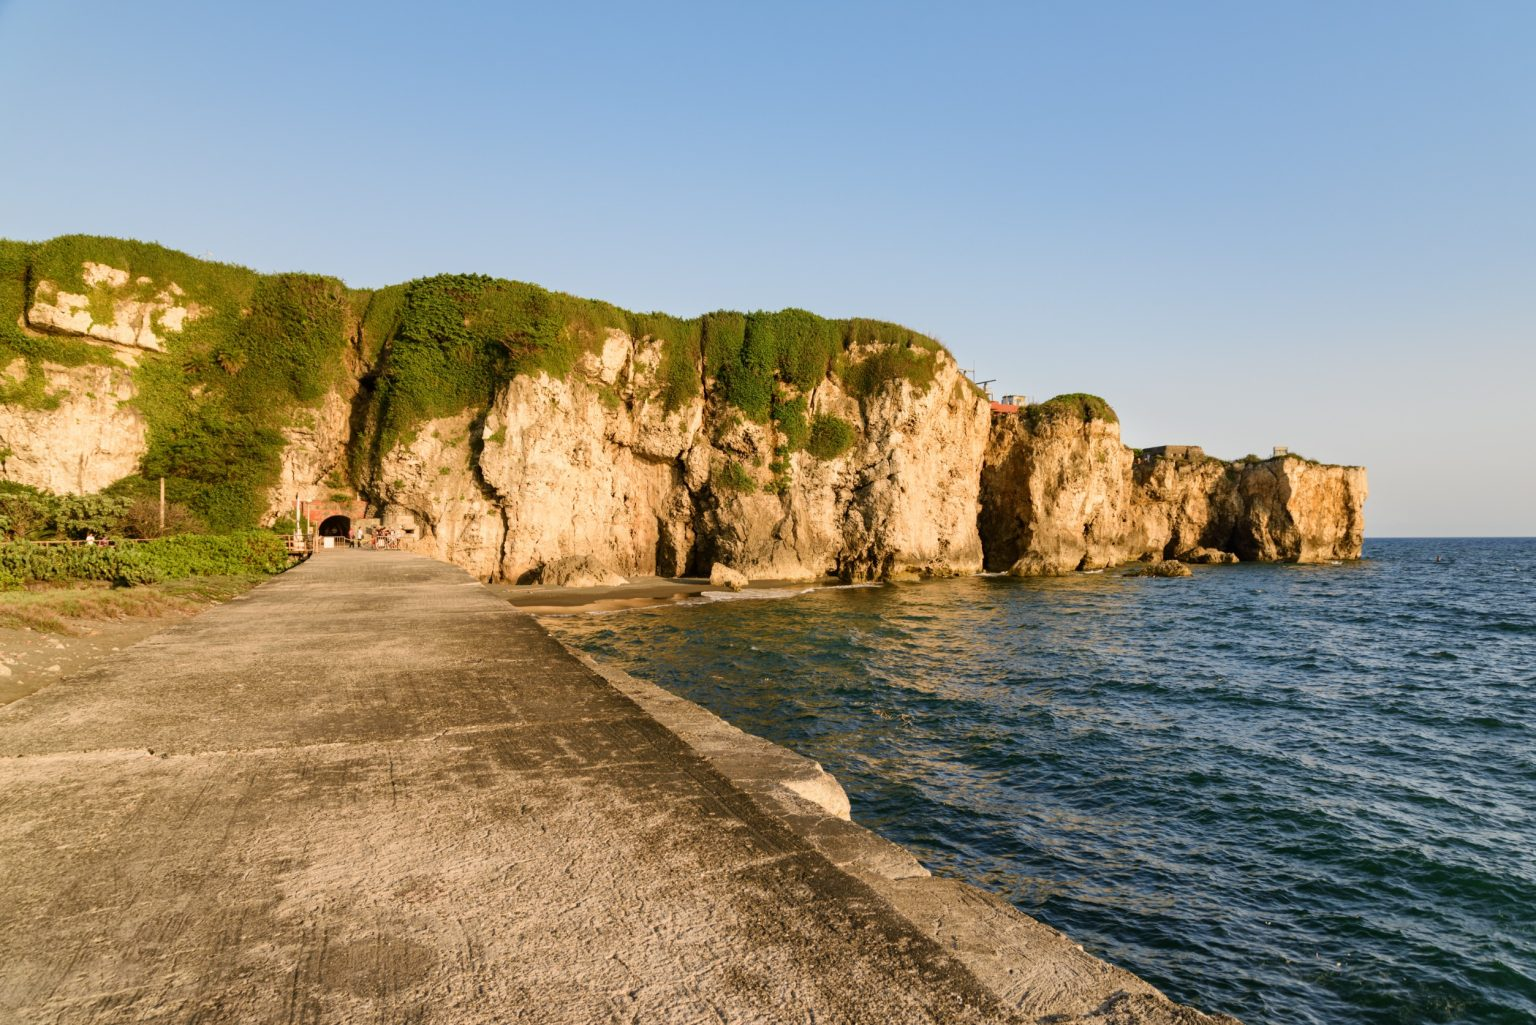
<box><xmin>543</xmin><ymin>539</ymin><xmax>1536</xmax><ymax>1024</ymax></box>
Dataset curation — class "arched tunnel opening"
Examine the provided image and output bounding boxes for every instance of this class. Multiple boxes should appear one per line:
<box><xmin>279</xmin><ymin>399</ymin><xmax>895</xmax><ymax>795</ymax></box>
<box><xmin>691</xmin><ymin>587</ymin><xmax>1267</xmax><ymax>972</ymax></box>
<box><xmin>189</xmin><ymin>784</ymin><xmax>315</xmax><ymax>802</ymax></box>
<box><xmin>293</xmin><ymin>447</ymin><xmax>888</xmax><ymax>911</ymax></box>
<box><xmin>318</xmin><ymin>515</ymin><xmax>351</xmax><ymax>538</ymax></box>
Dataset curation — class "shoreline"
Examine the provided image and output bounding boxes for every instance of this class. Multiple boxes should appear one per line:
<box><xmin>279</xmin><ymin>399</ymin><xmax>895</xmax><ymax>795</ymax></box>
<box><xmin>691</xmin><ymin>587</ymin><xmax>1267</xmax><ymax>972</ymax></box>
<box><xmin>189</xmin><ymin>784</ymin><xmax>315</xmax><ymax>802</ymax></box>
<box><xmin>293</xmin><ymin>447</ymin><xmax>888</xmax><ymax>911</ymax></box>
<box><xmin>494</xmin><ymin>574</ymin><xmax>852</xmax><ymax>614</ymax></box>
<box><xmin>542</xmin><ymin>627</ymin><xmax>1241</xmax><ymax>1024</ymax></box>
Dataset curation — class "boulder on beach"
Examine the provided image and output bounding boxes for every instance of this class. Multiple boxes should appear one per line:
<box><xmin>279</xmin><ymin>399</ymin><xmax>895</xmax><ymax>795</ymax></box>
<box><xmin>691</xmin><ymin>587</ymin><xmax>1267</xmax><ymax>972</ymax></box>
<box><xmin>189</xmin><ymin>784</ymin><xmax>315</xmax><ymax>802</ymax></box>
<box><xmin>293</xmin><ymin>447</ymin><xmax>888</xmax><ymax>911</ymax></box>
<box><xmin>535</xmin><ymin>555</ymin><xmax>628</xmax><ymax>588</ymax></box>
<box><xmin>709</xmin><ymin>563</ymin><xmax>748</xmax><ymax>591</ymax></box>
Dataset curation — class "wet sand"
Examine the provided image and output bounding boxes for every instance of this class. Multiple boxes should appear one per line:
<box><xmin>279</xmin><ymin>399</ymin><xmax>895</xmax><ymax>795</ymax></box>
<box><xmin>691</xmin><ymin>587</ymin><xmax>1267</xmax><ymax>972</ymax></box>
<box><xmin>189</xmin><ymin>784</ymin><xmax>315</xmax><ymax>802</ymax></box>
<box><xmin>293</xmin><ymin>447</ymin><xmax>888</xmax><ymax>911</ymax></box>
<box><xmin>494</xmin><ymin>574</ymin><xmax>840</xmax><ymax>614</ymax></box>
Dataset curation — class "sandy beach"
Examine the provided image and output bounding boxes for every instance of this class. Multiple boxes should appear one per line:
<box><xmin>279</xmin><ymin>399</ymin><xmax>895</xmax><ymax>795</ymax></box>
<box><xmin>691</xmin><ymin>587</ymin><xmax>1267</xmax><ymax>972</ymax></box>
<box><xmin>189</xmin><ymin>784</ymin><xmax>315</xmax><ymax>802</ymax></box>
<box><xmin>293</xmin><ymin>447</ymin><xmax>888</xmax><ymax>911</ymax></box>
<box><xmin>493</xmin><ymin>574</ymin><xmax>844</xmax><ymax>614</ymax></box>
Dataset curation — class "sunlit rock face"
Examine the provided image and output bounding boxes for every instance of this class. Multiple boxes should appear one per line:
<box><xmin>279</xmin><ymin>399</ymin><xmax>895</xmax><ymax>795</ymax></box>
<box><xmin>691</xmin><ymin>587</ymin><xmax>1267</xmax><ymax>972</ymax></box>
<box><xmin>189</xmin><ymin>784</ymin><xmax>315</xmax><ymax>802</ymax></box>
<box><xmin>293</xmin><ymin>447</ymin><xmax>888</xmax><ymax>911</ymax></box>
<box><xmin>5</xmin><ymin>251</ymin><xmax>1362</xmax><ymax>581</ymax></box>
<box><xmin>364</xmin><ymin>330</ymin><xmax>992</xmax><ymax>583</ymax></box>
<box><xmin>979</xmin><ymin>413</ymin><xmax>1367</xmax><ymax>574</ymax></box>
<box><xmin>0</xmin><ymin>360</ymin><xmax>147</xmax><ymax>494</ymax></box>
<box><xmin>28</xmin><ymin>263</ymin><xmax>201</xmax><ymax>354</ymax></box>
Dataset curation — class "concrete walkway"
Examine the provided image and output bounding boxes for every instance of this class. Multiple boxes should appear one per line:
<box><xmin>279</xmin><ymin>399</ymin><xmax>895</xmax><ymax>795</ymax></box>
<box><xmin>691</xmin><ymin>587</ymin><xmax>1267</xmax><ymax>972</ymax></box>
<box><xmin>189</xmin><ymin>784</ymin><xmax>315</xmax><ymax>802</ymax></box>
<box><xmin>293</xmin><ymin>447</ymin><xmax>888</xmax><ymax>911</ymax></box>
<box><xmin>0</xmin><ymin>551</ymin><xmax>1241</xmax><ymax>1025</ymax></box>
<box><xmin>0</xmin><ymin>551</ymin><xmax>1029</xmax><ymax>1024</ymax></box>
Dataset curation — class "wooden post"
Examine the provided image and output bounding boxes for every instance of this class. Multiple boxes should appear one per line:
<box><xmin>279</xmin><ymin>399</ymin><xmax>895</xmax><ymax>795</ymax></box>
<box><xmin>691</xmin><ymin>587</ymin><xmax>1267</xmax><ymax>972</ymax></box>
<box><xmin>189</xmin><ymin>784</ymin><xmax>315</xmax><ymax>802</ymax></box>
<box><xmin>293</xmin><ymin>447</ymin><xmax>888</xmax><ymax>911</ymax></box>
<box><xmin>158</xmin><ymin>477</ymin><xmax>166</xmax><ymax>536</ymax></box>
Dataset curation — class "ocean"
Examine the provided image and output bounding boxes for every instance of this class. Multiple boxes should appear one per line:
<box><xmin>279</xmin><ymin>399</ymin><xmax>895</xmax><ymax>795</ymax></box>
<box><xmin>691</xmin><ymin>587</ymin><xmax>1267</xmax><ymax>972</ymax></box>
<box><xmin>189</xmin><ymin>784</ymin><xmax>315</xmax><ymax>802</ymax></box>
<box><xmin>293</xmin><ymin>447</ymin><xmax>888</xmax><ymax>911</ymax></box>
<box><xmin>542</xmin><ymin>538</ymin><xmax>1536</xmax><ymax>1025</ymax></box>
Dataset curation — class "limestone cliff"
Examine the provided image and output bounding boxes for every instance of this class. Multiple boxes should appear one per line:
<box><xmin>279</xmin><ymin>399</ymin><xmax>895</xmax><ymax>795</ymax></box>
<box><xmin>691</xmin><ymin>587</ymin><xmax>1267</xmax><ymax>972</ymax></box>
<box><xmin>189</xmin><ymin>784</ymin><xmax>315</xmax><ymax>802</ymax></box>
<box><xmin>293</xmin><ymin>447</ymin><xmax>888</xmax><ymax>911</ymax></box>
<box><xmin>0</xmin><ymin>359</ymin><xmax>147</xmax><ymax>494</ymax></box>
<box><xmin>979</xmin><ymin>404</ymin><xmax>1367</xmax><ymax>573</ymax></box>
<box><xmin>365</xmin><ymin>328</ymin><xmax>989</xmax><ymax>582</ymax></box>
<box><xmin>27</xmin><ymin>261</ymin><xmax>201</xmax><ymax>355</ymax></box>
<box><xmin>1</xmin><ymin>236</ymin><xmax>1366</xmax><ymax>581</ymax></box>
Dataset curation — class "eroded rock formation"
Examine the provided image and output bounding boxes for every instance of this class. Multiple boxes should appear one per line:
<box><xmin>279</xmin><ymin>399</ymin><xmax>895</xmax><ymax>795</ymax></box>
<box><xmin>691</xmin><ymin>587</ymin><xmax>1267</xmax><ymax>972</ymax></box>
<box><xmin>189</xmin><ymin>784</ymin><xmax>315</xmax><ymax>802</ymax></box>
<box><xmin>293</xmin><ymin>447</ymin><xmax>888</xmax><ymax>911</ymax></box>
<box><xmin>28</xmin><ymin>262</ymin><xmax>200</xmax><ymax>355</ymax></box>
<box><xmin>363</xmin><ymin>328</ymin><xmax>990</xmax><ymax>583</ymax></box>
<box><xmin>979</xmin><ymin>410</ymin><xmax>1367</xmax><ymax>574</ymax></box>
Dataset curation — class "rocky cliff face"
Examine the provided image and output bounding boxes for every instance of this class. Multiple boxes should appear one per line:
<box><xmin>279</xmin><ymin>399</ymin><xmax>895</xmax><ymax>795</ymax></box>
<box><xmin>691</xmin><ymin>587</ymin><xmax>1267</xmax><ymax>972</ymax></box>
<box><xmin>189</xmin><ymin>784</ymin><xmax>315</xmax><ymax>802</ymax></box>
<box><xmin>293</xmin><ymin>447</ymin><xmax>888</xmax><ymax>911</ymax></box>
<box><xmin>0</xmin><ymin>359</ymin><xmax>147</xmax><ymax>494</ymax></box>
<box><xmin>979</xmin><ymin>410</ymin><xmax>1367</xmax><ymax>573</ymax></box>
<box><xmin>2</xmin><ymin>240</ymin><xmax>1366</xmax><ymax>582</ymax></box>
<box><xmin>28</xmin><ymin>261</ymin><xmax>200</xmax><ymax>355</ymax></box>
<box><xmin>367</xmin><ymin>329</ymin><xmax>990</xmax><ymax>583</ymax></box>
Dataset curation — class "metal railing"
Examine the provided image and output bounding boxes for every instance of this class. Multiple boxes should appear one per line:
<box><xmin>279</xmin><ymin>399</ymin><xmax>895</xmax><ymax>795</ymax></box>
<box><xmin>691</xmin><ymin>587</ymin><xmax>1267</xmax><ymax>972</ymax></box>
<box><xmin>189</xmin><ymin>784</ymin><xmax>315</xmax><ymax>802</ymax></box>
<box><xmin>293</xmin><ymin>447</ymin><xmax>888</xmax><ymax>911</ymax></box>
<box><xmin>8</xmin><ymin>538</ymin><xmax>153</xmax><ymax>547</ymax></box>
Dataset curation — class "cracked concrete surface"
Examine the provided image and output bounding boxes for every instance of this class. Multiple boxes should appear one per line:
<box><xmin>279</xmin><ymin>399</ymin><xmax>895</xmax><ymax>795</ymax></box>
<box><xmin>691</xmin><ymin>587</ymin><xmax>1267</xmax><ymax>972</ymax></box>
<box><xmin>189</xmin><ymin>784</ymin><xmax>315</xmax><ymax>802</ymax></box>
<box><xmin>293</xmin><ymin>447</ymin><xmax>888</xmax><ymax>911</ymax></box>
<box><xmin>0</xmin><ymin>550</ymin><xmax>1237</xmax><ymax>1025</ymax></box>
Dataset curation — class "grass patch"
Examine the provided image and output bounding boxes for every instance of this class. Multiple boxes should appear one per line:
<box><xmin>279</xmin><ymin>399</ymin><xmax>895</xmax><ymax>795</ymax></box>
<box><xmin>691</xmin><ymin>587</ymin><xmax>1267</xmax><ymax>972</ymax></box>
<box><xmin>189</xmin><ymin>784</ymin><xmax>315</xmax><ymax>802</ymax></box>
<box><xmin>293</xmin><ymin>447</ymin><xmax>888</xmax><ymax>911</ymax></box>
<box><xmin>0</xmin><ymin>531</ymin><xmax>290</xmax><ymax>589</ymax></box>
<box><xmin>0</xmin><ymin>574</ymin><xmax>264</xmax><ymax>634</ymax></box>
<box><xmin>714</xmin><ymin>460</ymin><xmax>757</xmax><ymax>494</ymax></box>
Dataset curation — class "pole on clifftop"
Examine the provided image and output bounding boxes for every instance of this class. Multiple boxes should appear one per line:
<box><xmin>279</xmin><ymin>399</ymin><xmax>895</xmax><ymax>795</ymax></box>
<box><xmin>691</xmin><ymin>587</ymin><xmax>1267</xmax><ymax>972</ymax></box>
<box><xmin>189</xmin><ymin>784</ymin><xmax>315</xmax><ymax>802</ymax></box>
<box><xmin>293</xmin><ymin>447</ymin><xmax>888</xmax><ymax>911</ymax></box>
<box><xmin>158</xmin><ymin>477</ymin><xmax>165</xmax><ymax>536</ymax></box>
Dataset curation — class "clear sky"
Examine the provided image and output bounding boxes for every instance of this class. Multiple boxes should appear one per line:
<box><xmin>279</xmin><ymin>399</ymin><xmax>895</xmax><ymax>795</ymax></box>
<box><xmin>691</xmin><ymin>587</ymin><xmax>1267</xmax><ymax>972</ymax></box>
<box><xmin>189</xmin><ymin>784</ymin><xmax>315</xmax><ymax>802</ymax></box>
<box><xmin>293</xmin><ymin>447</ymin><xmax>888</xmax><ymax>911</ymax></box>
<box><xmin>1</xmin><ymin>1</ymin><xmax>1531</xmax><ymax>535</ymax></box>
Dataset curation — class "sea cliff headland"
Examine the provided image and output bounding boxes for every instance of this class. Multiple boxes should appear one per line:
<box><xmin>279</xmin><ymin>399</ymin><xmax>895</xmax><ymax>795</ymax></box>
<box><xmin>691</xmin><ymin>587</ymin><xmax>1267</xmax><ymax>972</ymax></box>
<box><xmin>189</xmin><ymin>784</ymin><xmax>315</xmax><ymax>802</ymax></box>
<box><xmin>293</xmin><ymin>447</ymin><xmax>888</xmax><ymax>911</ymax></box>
<box><xmin>1</xmin><ymin>235</ymin><xmax>1365</xmax><ymax>581</ymax></box>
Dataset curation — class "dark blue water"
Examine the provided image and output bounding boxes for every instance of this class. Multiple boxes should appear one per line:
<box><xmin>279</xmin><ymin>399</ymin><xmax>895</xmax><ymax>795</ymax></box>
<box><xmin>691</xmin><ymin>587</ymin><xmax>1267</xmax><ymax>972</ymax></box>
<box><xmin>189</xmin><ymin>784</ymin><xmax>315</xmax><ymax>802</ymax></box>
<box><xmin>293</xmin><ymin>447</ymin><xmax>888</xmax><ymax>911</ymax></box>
<box><xmin>543</xmin><ymin>539</ymin><xmax>1536</xmax><ymax>1024</ymax></box>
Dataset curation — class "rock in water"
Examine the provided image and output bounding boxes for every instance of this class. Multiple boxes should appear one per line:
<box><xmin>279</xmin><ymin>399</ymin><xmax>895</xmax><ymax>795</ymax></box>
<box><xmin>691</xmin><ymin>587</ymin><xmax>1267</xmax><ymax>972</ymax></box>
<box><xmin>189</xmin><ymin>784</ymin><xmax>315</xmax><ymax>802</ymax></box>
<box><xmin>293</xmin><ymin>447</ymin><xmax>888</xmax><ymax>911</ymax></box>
<box><xmin>1007</xmin><ymin>553</ymin><xmax>1072</xmax><ymax>577</ymax></box>
<box><xmin>709</xmin><ymin>563</ymin><xmax>749</xmax><ymax>591</ymax></box>
<box><xmin>1126</xmin><ymin>560</ymin><xmax>1193</xmax><ymax>578</ymax></box>
<box><xmin>1180</xmin><ymin>546</ymin><xmax>1240</xmax><ymax>564</ymax></box>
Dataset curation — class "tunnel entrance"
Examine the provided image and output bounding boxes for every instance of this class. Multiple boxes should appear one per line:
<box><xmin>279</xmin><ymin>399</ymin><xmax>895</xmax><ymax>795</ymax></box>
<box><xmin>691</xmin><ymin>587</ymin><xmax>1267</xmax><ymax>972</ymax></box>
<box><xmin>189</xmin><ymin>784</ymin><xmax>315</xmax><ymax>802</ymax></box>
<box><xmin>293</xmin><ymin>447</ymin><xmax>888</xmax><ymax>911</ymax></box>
<box><xmin>318</xmin><ymin>515</ymin><xmax>351</xmax><ymax>538</ymax></box>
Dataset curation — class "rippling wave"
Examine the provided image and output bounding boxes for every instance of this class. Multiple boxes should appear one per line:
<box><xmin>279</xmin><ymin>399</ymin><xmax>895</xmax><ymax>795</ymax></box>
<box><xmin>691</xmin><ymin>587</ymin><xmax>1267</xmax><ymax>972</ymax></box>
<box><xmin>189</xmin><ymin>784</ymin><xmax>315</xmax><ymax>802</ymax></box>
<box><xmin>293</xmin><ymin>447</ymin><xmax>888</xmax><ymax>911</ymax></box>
<box><xmin>544</xmin><ymin>538</ymin><xmax>1536</xmax><ymax>1025</ymax></box>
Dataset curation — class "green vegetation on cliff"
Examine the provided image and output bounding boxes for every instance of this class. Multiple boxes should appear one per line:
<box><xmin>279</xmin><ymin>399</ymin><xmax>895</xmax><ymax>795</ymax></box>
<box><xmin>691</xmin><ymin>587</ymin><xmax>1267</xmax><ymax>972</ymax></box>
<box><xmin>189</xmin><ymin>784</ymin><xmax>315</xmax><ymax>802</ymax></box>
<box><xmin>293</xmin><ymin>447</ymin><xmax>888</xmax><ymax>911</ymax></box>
<box><xmin>805</xmin><ymin>413</ymin><xmax>858</xmax><ymax>459</ymax></box>
<box><xmin>1025</xmin><ymin>393</ymin><xmax>1119</xmax><ymax>427</ymax></box>
<box><xmin>7</xmin><ymin>236</ymin><xmax>354</xmax><ymax>531</ymax></box>
<box><xmin>3</xmin><ymin>235</ymin><xmax>963</xmax><ymax>525</ymax></box>
<box><xmin>352</xmin><ymin>279</ymin><xmax>938</xmax><ymax>477</ymax></box>
<box><xmin>0</xmin><ymin>241</ymin><xmax>119</xmax><ymax>412</ymax></box>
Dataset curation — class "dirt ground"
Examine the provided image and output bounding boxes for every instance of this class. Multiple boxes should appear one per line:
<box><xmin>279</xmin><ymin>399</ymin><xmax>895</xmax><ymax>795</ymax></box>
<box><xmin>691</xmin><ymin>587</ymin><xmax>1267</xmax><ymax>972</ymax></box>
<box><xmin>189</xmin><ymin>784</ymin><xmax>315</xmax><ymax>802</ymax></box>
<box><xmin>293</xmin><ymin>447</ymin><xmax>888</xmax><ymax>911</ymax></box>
<box><xmin>0</xmin><ymin>618</ymin><xmax>174</xmax><ymax>704</ymax></box>
<box><xmin>0</xmin><ymin>577</ymin><xmax>263</xmax><ymax>704</ymax></box>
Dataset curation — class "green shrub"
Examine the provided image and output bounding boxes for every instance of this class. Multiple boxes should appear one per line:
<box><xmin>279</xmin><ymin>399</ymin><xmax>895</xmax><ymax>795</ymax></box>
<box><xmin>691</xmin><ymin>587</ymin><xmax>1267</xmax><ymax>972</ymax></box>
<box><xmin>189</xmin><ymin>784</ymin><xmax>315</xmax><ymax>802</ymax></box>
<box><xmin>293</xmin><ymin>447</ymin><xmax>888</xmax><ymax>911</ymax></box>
<box><xmin>1025</xmin><ymin>393</ymin><xmax>1119</xmax><ymax>427</ymax></box>
<box><xmin>0</xmin><ymin>483</ymin><xmax>130</xmax><ymax>541</ymax></box>
<box><xmin>844</xmin><ymin>341</ymin><xmax>938</xmax><ymax>399</ymax></box>
<box><xmin>0</xmin><ymin>531</ymin><xmax>288</xmax><ymax>589</ymax></box>
<box><xmin>805</xmin><ymin>414</ymin><xmax>857</xmax><ymax>459</ymax></box>
<box><xmin>714</xmin><ymin>460</ymin><xmax>757</xmax><ymax>494</ymax></box>
<box><xmin>767</xmin><ymin>445</ymin><xmax>793</xmax><ymax>494</ymax></box>
<box><xmin>770</xmin><ymin>395</ymin><xmax>809</xmax><ymax>450</ymax></box>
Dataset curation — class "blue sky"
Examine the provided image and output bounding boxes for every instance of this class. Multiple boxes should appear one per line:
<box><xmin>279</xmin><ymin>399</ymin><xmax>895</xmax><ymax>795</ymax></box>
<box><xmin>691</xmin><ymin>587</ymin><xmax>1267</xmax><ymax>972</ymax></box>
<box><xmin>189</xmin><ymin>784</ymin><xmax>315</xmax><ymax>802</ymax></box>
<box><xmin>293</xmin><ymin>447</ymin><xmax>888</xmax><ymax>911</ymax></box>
<box><xmin>1</xmin><ymin>1</ymin><xmax>1531</xmax><ymax>534</ymax></box>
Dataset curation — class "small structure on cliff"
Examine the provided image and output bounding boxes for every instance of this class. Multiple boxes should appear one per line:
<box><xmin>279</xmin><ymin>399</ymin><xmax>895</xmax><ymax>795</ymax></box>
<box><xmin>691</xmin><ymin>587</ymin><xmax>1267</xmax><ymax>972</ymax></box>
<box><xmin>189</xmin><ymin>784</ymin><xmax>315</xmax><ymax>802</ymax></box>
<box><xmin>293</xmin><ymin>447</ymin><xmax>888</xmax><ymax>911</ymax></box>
<box><xmin>1142</xmin><ymin>444</ymin><xmax>1205</xmax><ymax>461</ymax></box>
<box><xmin>989</xmin><ymin>393</ymin><xmax>1029</xmax><ymax>415</ymax></box>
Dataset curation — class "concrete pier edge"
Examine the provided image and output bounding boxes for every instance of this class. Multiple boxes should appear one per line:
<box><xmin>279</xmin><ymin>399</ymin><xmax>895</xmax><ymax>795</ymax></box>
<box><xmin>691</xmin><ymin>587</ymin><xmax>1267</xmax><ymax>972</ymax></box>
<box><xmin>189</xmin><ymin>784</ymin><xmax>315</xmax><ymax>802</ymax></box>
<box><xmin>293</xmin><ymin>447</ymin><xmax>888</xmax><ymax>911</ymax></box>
<box><xmin>548</xmin><ymin>624</ymin><xmax>1240</xmax><ymax>1024</ymax></box>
